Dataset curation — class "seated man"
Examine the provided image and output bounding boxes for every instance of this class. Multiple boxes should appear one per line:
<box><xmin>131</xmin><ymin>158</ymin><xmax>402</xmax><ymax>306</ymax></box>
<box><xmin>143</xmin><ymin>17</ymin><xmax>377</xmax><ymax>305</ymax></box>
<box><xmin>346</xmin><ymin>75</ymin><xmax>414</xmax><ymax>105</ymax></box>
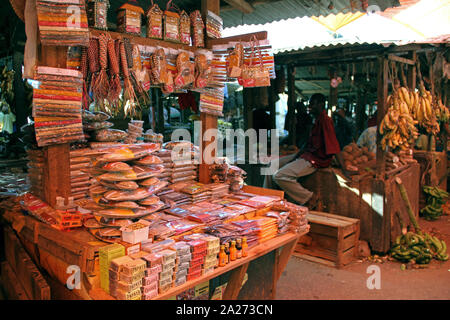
<box><xmin>273</xmin><ymin>93</ymin><xmax>341</xmax><ymax>207</ymax></box>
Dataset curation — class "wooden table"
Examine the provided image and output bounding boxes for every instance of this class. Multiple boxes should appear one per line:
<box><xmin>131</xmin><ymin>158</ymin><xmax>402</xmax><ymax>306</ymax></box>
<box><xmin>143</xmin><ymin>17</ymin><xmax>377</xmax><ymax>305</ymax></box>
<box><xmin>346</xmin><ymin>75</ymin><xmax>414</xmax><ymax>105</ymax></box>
<box><xmin>2</xmin><ymin>209</ymin><xmax>302</xmax><ymax>300</ymax></box>
<box><xmin>89</xmin><ymin>232</ymin><xmax>301</xmax><ymax>300</ymax></box>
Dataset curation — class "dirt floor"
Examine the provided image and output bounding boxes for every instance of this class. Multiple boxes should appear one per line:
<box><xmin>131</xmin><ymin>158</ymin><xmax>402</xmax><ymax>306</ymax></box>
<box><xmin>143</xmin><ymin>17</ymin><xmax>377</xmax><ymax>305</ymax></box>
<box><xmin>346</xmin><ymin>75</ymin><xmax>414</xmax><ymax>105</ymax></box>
<box><xmin>275</xmin><ymin>214</ymin><xmax>450</xmax><ymax>300</ymax></box>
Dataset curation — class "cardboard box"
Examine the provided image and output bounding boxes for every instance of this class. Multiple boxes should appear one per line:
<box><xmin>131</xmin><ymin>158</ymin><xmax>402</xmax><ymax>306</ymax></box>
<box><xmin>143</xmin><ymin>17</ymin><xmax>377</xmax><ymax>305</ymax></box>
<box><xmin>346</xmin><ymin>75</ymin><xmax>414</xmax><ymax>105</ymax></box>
<box><xmin>120</xmin><ymin>220</ymin><xmax>150</xmax><ymax>244</ymax></box>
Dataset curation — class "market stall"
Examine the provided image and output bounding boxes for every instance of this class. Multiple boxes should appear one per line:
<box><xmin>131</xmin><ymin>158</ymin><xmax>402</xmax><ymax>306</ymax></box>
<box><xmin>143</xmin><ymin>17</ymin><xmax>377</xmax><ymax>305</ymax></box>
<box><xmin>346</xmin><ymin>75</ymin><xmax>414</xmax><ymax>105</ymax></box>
<box><xmin>269</xmin><ymin>41</ymin><xmax>449</xmax><ymax>254</ymax></box>
<box><xmin>0</xmin><ymin>0</ymin><xmax>310</xmax><ymax>301</ymax></box>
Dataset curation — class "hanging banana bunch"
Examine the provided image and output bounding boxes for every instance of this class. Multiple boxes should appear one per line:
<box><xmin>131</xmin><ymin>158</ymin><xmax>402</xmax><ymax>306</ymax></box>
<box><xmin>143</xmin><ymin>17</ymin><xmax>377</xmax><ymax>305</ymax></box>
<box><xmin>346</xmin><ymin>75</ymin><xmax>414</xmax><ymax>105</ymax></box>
<box><xmin>0</xmin><ymin>66</ymin><xmax>15</xmax><ymax>105</ymax></box>
<box><xmin>379</xmin><ymin>87</ymin><xmax>419</xmax><ymax>151</ymax></box>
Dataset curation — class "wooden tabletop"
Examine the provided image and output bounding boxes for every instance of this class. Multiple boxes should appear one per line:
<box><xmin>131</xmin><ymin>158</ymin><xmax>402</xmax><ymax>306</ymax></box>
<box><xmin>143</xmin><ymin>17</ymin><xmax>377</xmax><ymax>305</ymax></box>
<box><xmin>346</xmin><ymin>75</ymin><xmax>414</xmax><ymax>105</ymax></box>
<box><xmin>89</xmin><ymin>232</ymin><xmax>302</xmax><ymax>300</ymax></box>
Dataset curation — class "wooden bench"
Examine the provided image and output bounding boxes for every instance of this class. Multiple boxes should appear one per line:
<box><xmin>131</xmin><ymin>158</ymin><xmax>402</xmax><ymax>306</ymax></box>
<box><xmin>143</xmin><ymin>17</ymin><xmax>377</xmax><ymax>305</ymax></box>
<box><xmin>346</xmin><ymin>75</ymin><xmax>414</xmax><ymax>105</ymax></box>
<box><xmin>294</xmin><ymin>211</ymin><xmax>360</xmax><ymax>268</ymax></box>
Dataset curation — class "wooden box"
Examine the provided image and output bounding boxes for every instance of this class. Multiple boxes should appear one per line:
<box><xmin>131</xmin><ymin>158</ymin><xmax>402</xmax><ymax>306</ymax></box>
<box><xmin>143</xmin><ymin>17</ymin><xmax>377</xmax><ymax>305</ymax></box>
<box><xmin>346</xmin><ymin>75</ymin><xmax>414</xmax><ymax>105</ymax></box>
<box><xmin>294</xmin><ymin>211</ymin><xmax>360</xmax><ymax>268</ymax></box>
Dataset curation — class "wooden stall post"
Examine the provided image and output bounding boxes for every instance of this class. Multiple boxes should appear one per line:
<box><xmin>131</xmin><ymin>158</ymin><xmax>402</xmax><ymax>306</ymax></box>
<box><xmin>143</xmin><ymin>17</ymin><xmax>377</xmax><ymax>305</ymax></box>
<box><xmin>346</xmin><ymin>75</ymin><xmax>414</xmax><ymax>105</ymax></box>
<box><xmin>376</xmin><ymin>56</ymin><xmax>388</xmax><ymax>179</ymax></box>
<box><xmin>199</xmin><ymin>0</ymin><xmax>220</xmax><ymax>184</ymax></box>
<box><xmin>36</xmin><ymin>36</ymin><xmax>71</xmax><ymax>206</ymax></box>
<box><xmin>287</xmin><ymin>65</ymin><xmax>296</xmax><ymax>146</ymax></box>
<box><xmin>407</xmin><ymin>51</ymin><xmax>417</xmax><ymax>90</ymax></box>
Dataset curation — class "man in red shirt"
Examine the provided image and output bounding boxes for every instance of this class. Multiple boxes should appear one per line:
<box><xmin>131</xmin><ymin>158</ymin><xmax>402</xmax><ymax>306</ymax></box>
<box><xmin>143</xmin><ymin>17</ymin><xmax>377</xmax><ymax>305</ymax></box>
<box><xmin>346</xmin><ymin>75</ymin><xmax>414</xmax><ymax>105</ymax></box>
<box><xmin>274</xmin><ymin>93</ymin><xmax>341</xmax><ymax>206</ymax></box>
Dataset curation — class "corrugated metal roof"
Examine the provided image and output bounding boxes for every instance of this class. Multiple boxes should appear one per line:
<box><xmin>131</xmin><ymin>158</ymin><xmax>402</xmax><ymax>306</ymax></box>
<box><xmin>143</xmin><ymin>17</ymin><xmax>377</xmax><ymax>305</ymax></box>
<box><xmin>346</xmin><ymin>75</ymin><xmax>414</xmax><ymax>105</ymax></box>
<box><xmin>273</xmin><ymin>39</ymin><xmax>393</xmax><ymax>54</ymax></box>
<box><xmin>221</xmin><ymin>0</ymin><xmax>400</xmax><ymax>27</ymax></box>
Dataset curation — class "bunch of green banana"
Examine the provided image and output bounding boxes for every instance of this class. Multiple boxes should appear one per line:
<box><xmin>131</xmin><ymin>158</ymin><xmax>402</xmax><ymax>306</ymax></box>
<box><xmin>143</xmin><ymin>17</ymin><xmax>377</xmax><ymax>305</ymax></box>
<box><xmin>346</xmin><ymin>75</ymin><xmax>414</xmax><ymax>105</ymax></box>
<box><xmin>0</xmin><ymin>66</ymin><xmax>15</xmax><ymax>104</ymax></box>
<box><xmin>391</xmin><ymin>231</ymin><xmax>448</xmax><ymax>264</ymax></box>
<box><xmin>434</xmin><ymin>98</ymin><xmax>450</xmax><ymax>124</ymax></box>
<box><xmin>379</xmin><ymin>88</ymin><xmax>419</xmax><ymax>151</ymax></box>
<box><xmin>420</xmin><ymin>186</ymin><xmax>449</xmax><ymax>221</ymax></box>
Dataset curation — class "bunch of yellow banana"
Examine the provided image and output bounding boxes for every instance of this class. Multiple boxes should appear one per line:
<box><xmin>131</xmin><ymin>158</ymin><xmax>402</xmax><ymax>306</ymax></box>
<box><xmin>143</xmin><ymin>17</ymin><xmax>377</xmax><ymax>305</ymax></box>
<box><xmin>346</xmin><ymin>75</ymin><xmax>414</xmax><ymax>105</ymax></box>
<box><xmin>379</xmin><ymin>88</ymin><xmax>419</xmax><ymax>150</ymax></box>
<box><xmin>434</xmin><ymin>98</ymin><xmax>450</xmax><ymax>124</ymax></box>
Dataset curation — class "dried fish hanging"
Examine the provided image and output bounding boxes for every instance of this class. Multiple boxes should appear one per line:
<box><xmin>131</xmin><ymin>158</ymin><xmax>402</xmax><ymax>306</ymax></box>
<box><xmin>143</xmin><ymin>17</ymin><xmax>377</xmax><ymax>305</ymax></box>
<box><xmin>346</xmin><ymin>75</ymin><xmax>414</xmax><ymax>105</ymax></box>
<box><xmin>120</xmin><ymin>40</ymin><xmax>139</xmax><ymax>118</ymax></box>
<box><xmin>36</xmin><ymin>0</ymin><xmax>89</xmax><ymax>46</ymax></box>
<box><xmin>190</xmin><ymin>10</ymin><xmax>205</xmax><ymax>48</ymax></box>
<box><xmin>179</xmin><ymin>10</ymin><xmax>191</xmax><ymax>45</ymax></box>
<box><xmin>107</xmin><ymin>38</ymin><xmax>121</xmax><ymax>110</ymax></box>
<box><xmin>86</xmin><ymin>0</ymin><xmax>109</xmax><ymax>30</ymax></box>
<box><xmin>92</xmin><ymin>33</ymin><xmax>110</xmax><ymax>112</ymax></box>
<box><xmin>146</xmin><ymin>1</ymin><xmax>163</xmax><ymax>39</ymax></box>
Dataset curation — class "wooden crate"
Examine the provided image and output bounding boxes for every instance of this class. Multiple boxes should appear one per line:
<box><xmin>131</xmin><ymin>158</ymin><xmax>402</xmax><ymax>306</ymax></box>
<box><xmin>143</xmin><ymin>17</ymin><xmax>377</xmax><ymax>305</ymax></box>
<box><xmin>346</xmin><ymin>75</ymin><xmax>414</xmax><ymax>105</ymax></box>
<box><xmin>294</xmin><ymin>211</ymin><xmax>360</xmax><ymax>268</ymax></box>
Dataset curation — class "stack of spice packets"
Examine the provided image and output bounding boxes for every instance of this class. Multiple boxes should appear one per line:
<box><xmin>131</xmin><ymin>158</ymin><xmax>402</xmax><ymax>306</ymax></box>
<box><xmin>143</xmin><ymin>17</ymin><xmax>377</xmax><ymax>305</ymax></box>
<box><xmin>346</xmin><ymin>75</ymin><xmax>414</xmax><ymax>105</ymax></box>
<box><xmin>158</xmin><ymin>249</ymin><xmax>177</xmax><ymax>293</ymax></box>
<box><xmin>206</xmin><ymin>183</ymin><xmax>230</xmax><ymax>199</ymax></box>
<box><xmin>36</xmin><ymin>0</ymin><xmax>90</xmax><ymax>46</ymax></box>
<box><xmin>170</xmin><ymin>241</ymin><xmax>191</xmax><ymax>286</ymax></box>
<box><xmin>140</xmin><ymin>252</ymin><xmax>162</xmax><ymax>299</ymax></box>
<box><xmin>99</xmin><ymin>243</ymin><xmax>125</xmax><ymax>294</ymax></box>
<box><xmin>153</xmin><ymin>149</ymin><xmax>173</xmax><ymax>182</ymax></box>
<box><xmin>124</xmin><ymin>120</ymin><xmax>144</xmax><ymax>144</ymax></box>
<box><xmin>186</xmin><ymin>239</ymin><xmax>207</xmax><ymax>281</ymax></box>
<box><xmin>108</xmin><ymin>255</ymin><xmax>133</xmax><ymax>298</ymax></box>
<box><xmin>184</xmin><ymin>234</ymin><xmax>220</xmax><ymax>275</ymax></box>
<box><xmin>33</xmin><ymin>67</ymin><xmax>85</xmax><ymax>147</ymax></box>
<box><xmin>205</xmin><ymin>10</ymin><xmax>222</xmax><ymax>39</ymax></box>
<box><xmin>115</xmin><ymin>258</ymin><xmax>146</xmax><ymax>300</ymax></box>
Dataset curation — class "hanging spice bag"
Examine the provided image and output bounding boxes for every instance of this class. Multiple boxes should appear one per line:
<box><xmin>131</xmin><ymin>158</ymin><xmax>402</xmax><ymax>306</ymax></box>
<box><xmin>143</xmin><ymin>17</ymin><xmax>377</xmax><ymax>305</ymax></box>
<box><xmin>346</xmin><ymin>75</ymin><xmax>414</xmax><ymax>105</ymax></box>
<box><xmin>179</xmin><ymin>10</ymin><xmax>191</xmax><ymax>45</ymax></box>
<box><xmin>164</xmin><ymin>1</ymin><xmax>181</xmax><ymax>43</ymax></box>
<box><xmin>86</xmin><ymin>0</ymin><xmax>110</xmax><ymax>30</ymax></box>
<box><xmin>116</xmin><ymin>0</ymin><xmax>144</xmax><ymax>35</ymax></box>
<box><xmin>239</xmin><ymin>37</ymin><xmax>270</xmax><ymax>88</ymax></box>
<box><xmin>146</xmin><ymin>1</ymin><xmax>163</xmax><ymax>39</ymax></box>
<box><xmin>190</xmin><ymin>10</ymin><xmax>205</xmax><ymax>48</ymax></box>
<box><xmin>227</xmin><ymin>43</ymin><xmax>244</xmax><ymax>78</ymax></box>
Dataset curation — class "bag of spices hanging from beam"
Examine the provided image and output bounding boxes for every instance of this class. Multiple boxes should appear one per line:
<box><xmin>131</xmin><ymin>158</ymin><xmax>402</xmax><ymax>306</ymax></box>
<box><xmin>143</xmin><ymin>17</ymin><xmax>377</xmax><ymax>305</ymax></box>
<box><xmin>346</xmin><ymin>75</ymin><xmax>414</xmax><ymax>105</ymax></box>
<box><xmin>164</xmin><ymin>0</ymin><xmax>181</xmax><ymax>43</ymax></box>
<box><xmin>239</xmin><ymin>36</ymin><xmax>270</xmax><ymax>88</ymax></box>
<box><xmin>116</xmin><ymin>0</ymin><xmax>144</xmax><ymax>35</ymax></box>
<box><xmin>179</xmin><ymin>10</ymin><xmax>191</xmax><ymax>45</ymax></box>
<box><xmin>190</xmin><ymin>10</ymin><xmax>205</xmax><ymax>48</ymax></box>
<box><xmin>146</xmin><ymin>1</ymin><xmax>163</xmax><ymax>39</ymax></box>
<box><xmin>86</xmin><ymin>0</ymin><xmax>109</xmax><ymax>30</ymax></box>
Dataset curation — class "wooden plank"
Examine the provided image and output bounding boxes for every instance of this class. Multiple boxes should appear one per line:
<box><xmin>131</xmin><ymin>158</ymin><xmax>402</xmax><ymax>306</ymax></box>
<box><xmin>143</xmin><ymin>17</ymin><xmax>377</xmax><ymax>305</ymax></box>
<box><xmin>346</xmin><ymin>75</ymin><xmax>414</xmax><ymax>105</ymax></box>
<box><xmin>242</xmin><ymin>185</ymin><xmax>284</xmax><ymax>198</ymax></box>
<box><xmin>387</xmin><ymin>54</ymin><xmax>415</xmax><ymax>66</ymax></box>
<box><xmin>23</xmin><ymin>0</ymin><xmax>38</xmax><ymax>78</ymax></box>
<box><xmin>275</xmin><ymin>238</ymin><xmax>297</xmax><ymax>283</ymax></box>
<box><xmin>1</xmin><ymin>262</ymin><xmax>30</xmax><ymax>300</ymax></box>
<box><xmin>295</xmin><ymin>244</ymin><xmax>337</xmax><ymax>261</ymax></box>
<box><xmin>309</xmin><ymin>211</ymin><xmax>361</xmax><ymax>224</ymax></box>
<box><xmin>309</xmin><ymin>223</ymin><xmax>338</xmax><ymax>238</ymax></box>
<box><xmin>340</xmin><ymin>246</ymin><xmax>357</xmax><ymax>266</ymax></box>
<box><xmin>202</xmin><ymin>0</ymin><xmax>220</xmax><ymax>17</ymax></box>
<box><xmin>407</xmin><ymin>51</ymin><xmax>417</xmax><ymax>90</ymax></box>
<box><xmin>300</xmin><ymin>232</ymin><xmax>356</xmax><ymax>252</ymax></box>
<box><xmin>307</xmin><ymin>215</ymin><xmax>354</xmax><ymax>228</ymax></box>
<box><xmin>376</xmin><ymin>56</ymin><xmax>388</xmax><ymax>179</ymax></box>
<box><xmin>89</xmin><ymin>29</ymin><xmax>196</xmax><ymax>53</ymax></box>
<box><xmin>207</xmin><ymin>31</ymin><xmax>268</xmax><ymax>48</ymax></box>
<box><xmin>4</xmin><ymin>227</ymin><xmax>51</xmax><ymax>300</ymax></box>
<box><xmin>292</xmin><ymin>253</ymin><xmax>337</xmax><ymax>267</ymax></box>
<box><xmin>199</xmin><ymin>112</ymin><xmax>218</xmax><ymax>184</ymax></box>
<box><xmin>43</xmin><ymin>144</ymin><xmax>71</xmax><ymax>207</ymax></box>
<box><xmin>222</xmin><ymin>262</ymin><xmax>250</xmax><ymax>300</ymax></box>
<box><xmin>152</xmin><ymin>232</ymin><xmax>301</xmax><ymax>300</ymax></box>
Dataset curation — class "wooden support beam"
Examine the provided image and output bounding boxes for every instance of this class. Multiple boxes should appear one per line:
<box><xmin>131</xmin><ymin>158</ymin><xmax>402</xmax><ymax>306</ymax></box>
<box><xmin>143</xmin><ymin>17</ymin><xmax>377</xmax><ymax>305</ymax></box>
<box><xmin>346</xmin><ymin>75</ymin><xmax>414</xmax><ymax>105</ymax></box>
<box><xmin>207</xmin><ymin>31</ymin><xmax>267</xmax><ymax>48</ymax></box>
<box><xmin>223</xmin><ymin>0</ymin><xmax>254</xmax><ymax>13</ymax></box>
<box><xmin>407</xmin><ymin>51</ymin><xmax>417</xmax><ymax>90</ymax></box>
<box><xmin>199</xmin><ymin>112</ymin><xmax>218</xmax><ymax>184</ymax></box>
<box><xmin>201</xmin><ymin>0</ymin><xmax>220</xmax><ymax>18</ymax></box>
<box><xmin>387</xmin><ymin>54</ymin><xmax>415</xmax><ymax>66</ymax></box>
<box><xmin>155</xmin><ymin>88</ymin><xmax>164</xmax><ymax>134</ymax></box>
<box><xmin>376</xmin><ymin>56</ymin><xmax>388</xmax><ymax>179</ymax></box>
<box><xmin>23</xmin><ymin>0</ymin><xmax>37</xmax><ymax>78</ymax></box>
<box><xmin>222</xmin><ymin>262</ymin><xmax>250</xmax><ymax>300</ymax></box>
<box><xmin>287</xmin><ymin>65</ymin><xmax>296</xmax><ymax>146</ymax></box>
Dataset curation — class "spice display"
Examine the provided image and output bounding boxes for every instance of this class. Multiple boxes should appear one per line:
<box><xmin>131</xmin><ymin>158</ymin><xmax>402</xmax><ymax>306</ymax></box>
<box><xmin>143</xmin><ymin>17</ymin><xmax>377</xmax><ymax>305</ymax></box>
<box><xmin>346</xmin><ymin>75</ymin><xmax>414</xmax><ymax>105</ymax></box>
<box><xmin>194</xmin><ymin>53</ymin><xmax>211</xmax><ymax>89</ymax></box>
<box><xmin>86</xmin><ymin>0</ymin><xmax>109</xmax><ymax>30</ymax></box>
<box><xmin>146</xmin><ymin>2</ymin><xmax>163</xmax><ymax>39</ymax></box>
<box><xmin>163</xmin><ymin>4</ymin><xmax>180</xmax><ymax>43</ymax></box>
<box><xmin>179</xmin><ymin>10</ymin><xmax>191</xmax><ymax>45</ymax></box>
<box><xmin>107</xmin><ymin>38</ymin><xmax>122</xmax><ymax>107</ymax></box>
<box><xmin>33</xmin><ymin>67</ymin><xmax>85</xmax><ymax>147</ymax></box>
<box><xmin>239</xmin><ymin>37</ymin><xmax>271</xmax><ymax>88</ymax></box>
<box><xmin>227</xmin><ymin>43</ymin><xmax>244</xmax><ymax>78</ymax></box>
<box><xmin>190</xmin><ymin>10</ymin><xmax>205</xmax><ymax>48</ymax></box>
<box><xmin>199</xmin><ymin>88</ymin><xmax>224</xmax><ymax>116</ymax></box>
<box><xmin>116</xmin><ymin>1</ymin><xmax>144</xmax><ymax>35</ymax></box>
<box><xmin>174</xmin><ymin>52</ymin><xmax>195</xmax><ymax>89</ymax></box>
<box><xmin>36</xmin><ymin>0</ymin><xmax>89</xmax><ymax>46</ymax></box>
